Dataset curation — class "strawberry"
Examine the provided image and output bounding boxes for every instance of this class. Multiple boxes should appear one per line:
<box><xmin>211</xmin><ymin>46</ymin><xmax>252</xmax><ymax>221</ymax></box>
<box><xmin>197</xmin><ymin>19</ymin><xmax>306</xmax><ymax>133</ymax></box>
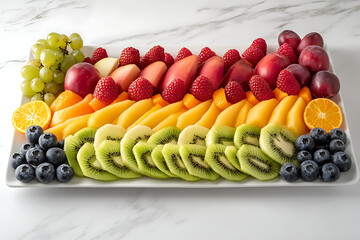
<box><xmin>175</xmin><ymin>47</ymin><xmax>192</xmax><ymax>62</ymax></box>
<box><xmin>251</xmin><ymin>38</ymin><xmax>267</xmax><ymax>54</ymax></box>
<box><xmin>198</xmin><ymin>47</ymin><xmax>216</xmax><ymax>66</ymax></box>
<box><xmin>164</xmin><ymin>52</ymin><xmax>174</xmax><ymax>68</ymax></box>
<box><xmin>190</xmin><ymin>76</ymin><xmax>214</xmax><ymax>101</ymax></box>
<box><xmin>162</xmin><ymin>79</ymin><xmax>186</xmax><ymax>103</ymax></box>
<box><xmin>277</xmin><ymin>43</ymin><xmax>297</xmax><ymax>64</ymax></box>
<box><xmin>84</xmin><ymin>57</ymin><xmax>93</xmax><ymax>64</ymax></box>
<box><xmin>223</xmin><ymin>49</ymin><xmax>241</xmax><ymax>72</ymax></box>
<box><xmin>93</xmin><ymin>77</ymin><xmax>119</xmax><ymax>104</ymax></box>
<box><xmin>128</xmin><ymin>77</ymin><xmax>154</xmax><ymax>101</ymax></box>
<box><xmin>241</xmin><ymin>46</ymin><xmax>265</xmax><ymax>66</ymax></box>
<box><xmin>92</xmin><ymin>47</ymin><xmax>108</xmax><ymax>64</ymax></box>
<box><xmin>120</xmin><ymin>47</ymin><xmax>140</xmax><ymax>66</ymax></box>
<box><xmin>276</xmin><ymin>69</ymin><xmax>300</xmax><ymax>95</ymax></box>
<box><xmin>138</xmin><ymin>56</ymin><xmax>149</xmax><ymax>70</ymax></box>
<box><xmin>224</xmin><ymin>81</ymin><xmax>246</xmax><ymax>104</ymax></box>
<box><xmin>249</xmin><ymin>75</ymin><xmax>275</xmax><ymax>101</ymax></box>
<box><xmin>139</xmin><ymin>45</ymin><xmax>165</xmax><ymax>69</ymax></box>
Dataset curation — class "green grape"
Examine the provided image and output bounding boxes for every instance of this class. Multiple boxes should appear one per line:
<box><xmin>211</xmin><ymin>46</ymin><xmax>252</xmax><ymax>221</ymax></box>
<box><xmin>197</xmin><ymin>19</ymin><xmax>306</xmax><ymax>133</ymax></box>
<box><xmin>44</xmin><ymin>93</ymin><xmax>56</xmax><ymax>106</ymax></box>
<box><xmin>40</xmin><ymin>49</ymin><xmax>56</xmax><ymax>68</ymax></box>
<box><xmin>60</xmin><ymin>54</ymin><xmax>75</xmax><ymax>72</ymax></box>
<box><xmin>71</xmin><ymin>49</ymin><xmax>85</xmax><ymax>63</ymax></box>
<box><xmin>47</xmin><ymin>32</ymin><xmax>63</xmax><ymax>48</ymax></box>
<box><xmin>53</xmin><ymin>50</ymin><xmax>64</xmax><ymax>63</ymax></box>
<box><xmin>32</xmin><ymin>43</ymin><xmax>46</xmax><ymax>60</ymax></box>
<box><xmin>27</xmin><ymin>59</ymin><xmax>41</xmax><ymax>67</ymax></box>
<box><xmin>36</xmin><ymin>39</ymin><xmax>50</xmax><ymax>49</ymax></box>
<box><xmin>44</xmin><ymin>82</ymin><xmax>60</xmax><ymax>95</ymax></box>
<box><xmin>53</xmin><ymin>71</ymin><xmax>65</xmax><ymax>84</ymax></box>
<box><xmin>21</xmin><ymin>80</ymin><xmax>36</xmax><ymax>96</ymax></box>
<box><xmin>50</xmin><ymin>64</ymin><xmax>60</xmax><ymax>72</ymax></box>
<box><xmin>39</xmin><ymin>67</ymin><xmax>53</xmax><ymax>83</ymax></box>
<box><xmin>31</xmin><ymin>93</ymin><xmax>44</xmax><ymax>101</ymax></box>
<box><xmin>70</xmin><ymin>37</ymin><xmax>83</xmax><ymax>50</ymax></box>
<box><xmin>30</xmin><ymin>78</ymin><xmax>45</xmax><ymax>92</ymax></box>
<box><xmin>21</xmin><ymin>65</ymin><xmax>40</xmax><ymax>80</ymax></box>
<box><xmin>69</xmin><ymin>33</ymin><xmax>81</xmax><ymax>39</ymax></box>
<box><xmin>61</xmin><ymin>34</ymin><xmax>69</xmax><ymax>44</ymax></box>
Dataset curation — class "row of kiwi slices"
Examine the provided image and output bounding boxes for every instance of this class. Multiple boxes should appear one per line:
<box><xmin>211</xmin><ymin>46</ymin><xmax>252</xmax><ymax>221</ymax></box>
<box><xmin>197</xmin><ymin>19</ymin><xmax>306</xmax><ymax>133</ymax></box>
<box><xmin>63</xmin><ymin>122</ymin><xmax>299</xmax><ymax>182</ymax></box>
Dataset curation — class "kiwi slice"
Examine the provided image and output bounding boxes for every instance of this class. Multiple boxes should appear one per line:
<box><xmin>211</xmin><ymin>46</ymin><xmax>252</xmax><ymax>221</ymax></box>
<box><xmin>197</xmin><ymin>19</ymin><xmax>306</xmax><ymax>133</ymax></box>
<box><xmin>77</xmin><ymin>142</ymin><xmax>119</xmax><ymax>181</ymax></box>
<box><xmin>96</xmin><ymin>140</ymin><xmax>141</xmax><ymax>179</ymax></box>
<box><xmin>225</xmin><ymin>146</ymin><xmax>241</xmax><ymax>170</ymax></box>
<box><xmin>64</xmin><ymin>127</ymin><xmax>97</xmax><ymax>177</ymax></box>
<box><xmin>259</xmin><ymin>123</ymin><xmax>299</xmax><ymax>166</ymax></box>
<box><xmin>64</xmin><ymin>135</ymin><xmax>84</xmax><ymax>177</ymax></box>
<box><xmin>151</xmin><ymin>145</ymin><xmax>177</xmax><ymax>178</ymax></box>
<box><xmin>206</xmin><ymin>126</ymin><xmax>235</xmax><ymax>146</ymax></box>
<box><xmin>120</xmin><ymin>125</ymin><xmax>153</xmax><ymax>173</ymax></box>
<box><xmin>94</xmin><ymin>124</ymin><xmax>126</xmax><ymax>150</ymax></box>
<box><xmin>237</xmin><ymin>144</ymin><xmax>280</xmax><ymax>181</ymax></box>
<box><xmin>179</xmin><ymin>144</ymin><xmax>219</xmax><ymax>181</ymax></box>
<box><xmin>133</xmin><ymin>142</ymin><xmax>169</xmax><ymax>179</ymax></box>
<box><xmin>205</xmin><ymin>144</ymin><xmax>247</xmax><ymax>181</ymax></box>
<box><xmin>162</xmin><ymin>144</ymin><xmax>200</xmax><ymax>181</ymax></box>
<box><xmin>234</xmin><ymin>124</ymin><xmax>261</xmax><ymax>148</ymax></box>
<box><xmin>178</xmin><ymin>125</ymin><xmax>209</xmax><ymax>146</ymax></box>
<box><xmin>75</xmin><ymin>127</ymin><xmax>97</xmax><ymax>143</ymax></box>
<box><xmin>148</xmin><ymin>126</ymin><xmax>181</xmax><ymax>145</ymax></box>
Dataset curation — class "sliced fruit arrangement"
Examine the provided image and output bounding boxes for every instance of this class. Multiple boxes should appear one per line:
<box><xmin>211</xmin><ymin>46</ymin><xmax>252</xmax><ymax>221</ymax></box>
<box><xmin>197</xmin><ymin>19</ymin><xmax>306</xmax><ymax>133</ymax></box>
<box><xmin>56</xmin><ymin>123</ymin><xmax>302</xmax><ymax>182</ymax></box>
<box><xmin>10</xmin><ymin>30</ymin><xmax>353</xmax><ymax>184</ymax></box>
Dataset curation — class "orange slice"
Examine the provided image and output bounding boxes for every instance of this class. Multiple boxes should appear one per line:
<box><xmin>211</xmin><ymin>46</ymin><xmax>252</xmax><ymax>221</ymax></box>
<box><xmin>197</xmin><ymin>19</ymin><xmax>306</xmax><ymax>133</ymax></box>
<box><xmin>212</xmin><ymin>88</ymin><xmax>231</xmax><ymax>110</ymax></box>
<box><xmin>183</xmin><ymin>93</ymin><xmax>202</xmax><ymax>109</ymax></box>
<box><xmin>152</xmin><ymin>94</ymin><xmax>169</xmax><ymax>107</ymax></box>
<box><xmin>304</xmin><ymin>98</ymin><xmax>343</xmax><ymax>133</ymax></box>
<box><xmin>50</xmin><ymin>90</ymin><xmax>83</xmax><ymax>114</ymax></box>
<box><xmin>12</xmin><ymin>100</ymin><xmax>52</xmax><ymax>133</ymax></box>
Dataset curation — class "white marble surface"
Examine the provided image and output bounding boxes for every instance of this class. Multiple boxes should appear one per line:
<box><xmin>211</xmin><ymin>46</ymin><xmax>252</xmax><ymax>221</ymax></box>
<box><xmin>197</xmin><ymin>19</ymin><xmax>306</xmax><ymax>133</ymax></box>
<box><xmin>1</xmin><ymin>0</ymin><xmax>360</xmax><ymax>239</ymax></box>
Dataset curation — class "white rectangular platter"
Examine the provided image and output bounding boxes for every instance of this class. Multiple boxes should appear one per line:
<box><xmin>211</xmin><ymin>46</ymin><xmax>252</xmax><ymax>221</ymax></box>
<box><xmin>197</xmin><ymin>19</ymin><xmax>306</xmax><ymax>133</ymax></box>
<box><xmin>6</xmin><ymin>45</ymin><xmax>359</xmax><ymax>188</ymax></box>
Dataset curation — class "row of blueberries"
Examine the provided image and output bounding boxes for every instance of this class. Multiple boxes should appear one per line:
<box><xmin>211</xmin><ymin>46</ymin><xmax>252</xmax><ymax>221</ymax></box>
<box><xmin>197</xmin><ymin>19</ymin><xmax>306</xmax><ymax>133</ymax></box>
<box><xmin>11</xmin><ymin>125</ymin><xmax>73</xmax><ymax>183</ymax></box>
<box><xmin>280</xmin><ymin>127</ymin><xmax>351</xmax><ymax>182</ymax></box>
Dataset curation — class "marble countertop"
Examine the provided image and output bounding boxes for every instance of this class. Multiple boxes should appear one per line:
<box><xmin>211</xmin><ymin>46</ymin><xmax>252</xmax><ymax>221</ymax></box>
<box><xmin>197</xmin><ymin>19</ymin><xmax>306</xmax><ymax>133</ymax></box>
<box><xmin>1</xmin><ymin>0</ymin><xmax>360</xmax><ymax>239</ymax></box>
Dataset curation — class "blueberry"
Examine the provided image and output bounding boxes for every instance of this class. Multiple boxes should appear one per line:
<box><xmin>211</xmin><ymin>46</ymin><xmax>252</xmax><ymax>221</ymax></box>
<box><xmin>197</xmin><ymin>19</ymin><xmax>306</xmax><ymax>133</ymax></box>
<box><xmin>314</xmin><ymin>142</ymin><xmax>329</xmax><ymax>151</ymax></box>
<box><xmin>46</xmin><ymin>147</ymin><xmax>67</xmax><ymax>167</ymax></box>
<box><xmin>38</xmin><ymin>133</ymin><xmax>58</xmax><ymax>151</ymax></box>
<box><xmin>20</xmin><ymin>142</ymin><xmax>35</xmax><ymax>158</ymax></box>
<box><xmin>15</xmin><ymin>164</ymin><xmax>35</xmax><ymax>183</ymax></box>
<box><xmin>329</xmin><ymin>139</ymin><xmax>345</xmax><ymax>154</ymax></box>
<box><xmin>36</xmin><ymin>162</ymin><xmax>55</xmax><ymax>184</ymax></box>
<box><xmin>329</xmin><ymin>128</ymin><xmax>347</xmax><ymax>144</ymax></box>
<box><xmin>321</xmin><ymin>163</ymin><xmax>340</xmax><ymax>182</ymax></box>
<box><xmin>56</xmin><ymin>164</ymin><xmax>74</xmax><ymax>183</ymax></box>
<box><xmin>10</xmin><ymin>152</ymin><xmax>26</xmax><ymax>169</ymax></box>
<box><xmin>313</xmin><ymin>149</ymin><xmax>332</xmax><ymax>166</ymax></box>
<box><xmin>332</xmin><ymin>152</ymin><xmax>352</xmax><ymax>172</ymax></box>
<box><xmin>57</xmin><ymin>139</ymin><xmax>65</xmax><ymax>149</ymax></box>
<box><xmin>300</xmin><ymin>160</ymin><xmax>320</xmax><ymax>181</ymax></box>
<box><xmin>297</xmin><ymin>150</ymin><xmax>312</xmax><ymax>164</ymax></box>
<box><xmin>279</xmin><ymin>163</ymin><xmax>299</xmax><ymax>182</ymax></box>
<box><xmin>25</xmin><ymin>147</ymin><xmax>46</xmax><ymax>166</ymax></box>
<box><xmin>295</xmin><ymin>135</ymin><xmax>315</xmax><ymax>152</ymax></box>
<box><xmin>309</xmin><ymin>127</ymin><xmax>328</xmax><ymax>145</ymax></box>
<box><xmin>25</xmin><ymin>125</ymin><xmax>44</xmax><ymax>144</ymax></box>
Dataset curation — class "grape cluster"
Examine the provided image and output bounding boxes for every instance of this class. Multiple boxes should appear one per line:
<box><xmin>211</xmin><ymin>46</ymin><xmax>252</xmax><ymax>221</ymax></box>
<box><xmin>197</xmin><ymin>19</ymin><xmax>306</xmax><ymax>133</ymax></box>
<box><xmin>21</xmin><ymin>32</ymin><xmax>85</xmax><ymax>105</ymax></box>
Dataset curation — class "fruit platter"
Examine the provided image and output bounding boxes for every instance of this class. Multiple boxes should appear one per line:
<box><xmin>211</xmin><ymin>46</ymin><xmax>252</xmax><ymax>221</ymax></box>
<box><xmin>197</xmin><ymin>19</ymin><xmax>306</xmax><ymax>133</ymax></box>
<box><xmin>6</xmin><ymin>31</ymin><xmax>359</xmax><ymax>188</ymax></box>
